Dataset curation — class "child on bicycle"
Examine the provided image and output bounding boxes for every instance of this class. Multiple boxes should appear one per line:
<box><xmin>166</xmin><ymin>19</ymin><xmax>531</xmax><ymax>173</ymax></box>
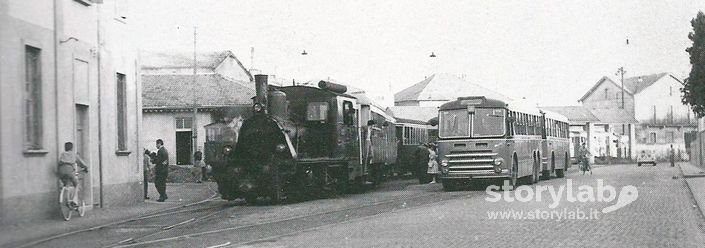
<box><xmin>58</xmin><ymin>142</ymin><xmax>88</xmax><ymax>207</ymax></box>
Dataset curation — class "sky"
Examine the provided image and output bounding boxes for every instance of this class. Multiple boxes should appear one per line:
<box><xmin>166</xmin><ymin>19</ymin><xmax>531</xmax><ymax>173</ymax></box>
<box><xmin>132</xmin><ymin>0</ymin><xmax>704</xmax><ymax>107</ymax></box>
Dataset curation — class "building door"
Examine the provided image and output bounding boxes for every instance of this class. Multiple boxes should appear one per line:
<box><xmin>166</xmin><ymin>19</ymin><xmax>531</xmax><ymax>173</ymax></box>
<box><xmin>176</xmin><ymin>131</ymin><xmax>192</xmax><ymax>165</ymax></box>
<box><xmin>75</xmin><ymin>104</ymin><xmax>92</xmax><ymax>205</ymax></box>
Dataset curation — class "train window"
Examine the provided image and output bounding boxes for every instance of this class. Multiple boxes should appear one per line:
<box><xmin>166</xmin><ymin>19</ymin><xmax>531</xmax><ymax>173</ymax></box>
<box><xmin>307</xmin><ymin>102</ymin><xmax>329</xmax><ymax>121</ymax></box>
<box><xmin>343</xmin><ymin>101</ymin><xmax>354</xmax><ymax>125</ymax></box>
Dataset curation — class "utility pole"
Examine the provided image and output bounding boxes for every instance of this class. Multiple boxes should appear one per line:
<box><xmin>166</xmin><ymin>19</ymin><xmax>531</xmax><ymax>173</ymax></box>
<box><xmin>192</xmin><ymin>26</ymin><xmax>198</xmax><ymax>166</ymax></box>
<box><xmin>616</xmin><ymin>67</ymin><xmax>626</xmax><ymax>109</ymax></box>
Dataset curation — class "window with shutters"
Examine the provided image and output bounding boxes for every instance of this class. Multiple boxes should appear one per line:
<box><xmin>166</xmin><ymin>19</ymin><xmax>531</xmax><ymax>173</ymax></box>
<box><xmin>25</xmin><ymin>46</ymin><xmax>43</xmax><ymax>151</ymax></box>
<box><xmin>116</xmin><ymin>73</ymin><xmax>128</xmax><ymax>151</ymax></box>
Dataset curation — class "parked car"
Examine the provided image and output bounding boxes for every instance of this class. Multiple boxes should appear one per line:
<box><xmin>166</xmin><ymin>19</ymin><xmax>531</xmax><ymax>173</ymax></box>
<box><xmin>637</xmin><ymin>150</ymin><xmax>657</xmax><ymax>166</ymax></box>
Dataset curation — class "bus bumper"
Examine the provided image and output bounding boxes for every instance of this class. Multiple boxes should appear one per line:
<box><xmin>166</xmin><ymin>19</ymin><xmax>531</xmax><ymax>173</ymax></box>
<box><xmin>440</xmin><ymin>169</ymin><xmax>509</xmax><ymax>179</ymax></box>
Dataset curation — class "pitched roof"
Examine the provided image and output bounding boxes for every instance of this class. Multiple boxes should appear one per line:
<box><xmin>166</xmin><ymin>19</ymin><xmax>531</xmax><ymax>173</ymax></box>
<box><xmin>623</xmin><ymin>72</ymin><xmax>682</xmax><ymax>94</ymax></box>
<box><xmin>394</xmin><ymin>73</ymin><xmax>510</xmax><ymax>103</ymax></box>
<box><xmin>587</xmin><ymin>108</ymin><xmax>639</xmax><ymax>124</ymax></box>
<box><xmin>578</xmin><ymin>76</ymin><xmax>633</xmax><ymax>102</ymax></box>
<box><xmin>579</xmin><ymin>73</ymin><xmax>681</xmax><ymax>102</ymax></box>
<box><xmin>143</xmin><ymin>50</ymin><xmax>239</xmax><ymax>69</ymax></box>
<box><xmin>388</xmin><ymin>106</ymin><xmax>438</xmax><ymax>124</ymax></box>
<box><xmin>142</xmin><ymin>74</ymin><xmax>255</xmax><ymax>108</ymax></box>
<box><xmin>540</xmin><ymin>106</ymin><xmax>600</xmax><ymax>124</ymax></box>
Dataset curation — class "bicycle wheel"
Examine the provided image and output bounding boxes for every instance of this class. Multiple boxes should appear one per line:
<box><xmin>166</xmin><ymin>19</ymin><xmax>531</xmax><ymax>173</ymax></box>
<box><xmin>78</xmin><ymin>200</ymin><xmax>86</xmax><ymax>217</ymax></box>
<box><xmin>59</xmin><ymin>187</ymin><xmax>72</xmax><ymax>221</ymax></box>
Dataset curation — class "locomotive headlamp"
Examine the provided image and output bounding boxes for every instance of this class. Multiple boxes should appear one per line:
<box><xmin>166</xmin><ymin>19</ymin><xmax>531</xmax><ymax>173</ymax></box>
<box><xmin>253</xmin><ymin>103</ymin><xmax>264</xmax><ymax>112</ymax></box>
<box><xmin>275</xmin><ymin>144</ymin><xmax>287</xmax><ymax>152</ymax></box>
<box><xmin>493</xmin><ymin>157</ymin><xmax>504</xmax><ymax>166</ymax></box>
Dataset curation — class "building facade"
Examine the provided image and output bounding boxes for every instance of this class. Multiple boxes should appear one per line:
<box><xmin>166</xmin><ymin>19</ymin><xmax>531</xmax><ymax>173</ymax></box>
<box><xmin>0</xmin><ymin>0</ymin><xmax>141</xmax><ymax>223</ymax></box>
<box><xmin>141</xmin><ymin>51</ymin><xmax>254</xmax><ymax>165</ymax></box>
<box><xmin>394</xmin><ymin>73</ymin><xmax>510</xmax><ymax>108</ymax></box>
<box><xmin>579</xmin><ymin>73</ymin><xmax>696</xmax><ymax>160</ymax></box>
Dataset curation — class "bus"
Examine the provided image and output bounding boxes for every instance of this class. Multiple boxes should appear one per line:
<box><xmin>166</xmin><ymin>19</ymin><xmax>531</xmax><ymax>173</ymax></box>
<box><xmin>436</xmin><ymin>96</ymin><xmax>570</xmax><ymax>191</ymax></box>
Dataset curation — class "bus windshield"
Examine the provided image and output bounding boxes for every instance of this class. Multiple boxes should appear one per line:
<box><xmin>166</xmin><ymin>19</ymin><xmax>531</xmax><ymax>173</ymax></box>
<box><xmin>472</xmin><ymin>108</ymin><xmax>505</xmax><ymax>137</ymax></box>
<box><xmin>439</xmin><ymin>109</ymin><xmax>470</xmax><ymax>137</ymax></box>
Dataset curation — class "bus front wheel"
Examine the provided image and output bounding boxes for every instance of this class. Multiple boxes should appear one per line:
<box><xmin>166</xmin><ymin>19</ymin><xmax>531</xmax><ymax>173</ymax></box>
<box><xmin>504</xmin><ymin>156</ymin><xmax>519</xmax><ymax>191</ymax></box>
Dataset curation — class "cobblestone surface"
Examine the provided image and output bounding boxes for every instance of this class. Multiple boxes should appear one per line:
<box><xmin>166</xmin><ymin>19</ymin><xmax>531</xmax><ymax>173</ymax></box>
<box><xmin>242</xmin><ymin>164</ymin><xmax>705</xmax><ymax>248</ymax></box>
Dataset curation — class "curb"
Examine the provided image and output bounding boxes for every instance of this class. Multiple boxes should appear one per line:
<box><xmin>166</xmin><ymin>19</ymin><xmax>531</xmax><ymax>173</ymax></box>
<box><xmin>677</xmin><ymin>164</ymin><xmax>705</xmax><ymax>221</ymax></box>
<box><xmin>682</xmin><ymin>174</ymin><xmax>705</xmax><ymax>178</ymax></box>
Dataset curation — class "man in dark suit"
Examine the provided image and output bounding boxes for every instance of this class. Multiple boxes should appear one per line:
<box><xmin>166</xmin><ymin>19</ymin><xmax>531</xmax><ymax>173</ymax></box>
<box><xmin>414</xmin><ymin>143</ymin><xmax>431</xmax><ymax>184</ymax></box>
<box><xmin>153</xmin><ymin>139</ymin><xmax>169</xmax><ymax>202</ymax></box>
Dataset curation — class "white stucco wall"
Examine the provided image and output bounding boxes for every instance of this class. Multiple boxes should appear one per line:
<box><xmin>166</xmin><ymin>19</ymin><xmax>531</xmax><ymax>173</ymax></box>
<box><xmin>581</xmin><ymin>79</ymin><xmax>635</xmax><ymax>113</ymax></box>
<box><xmin>142</xmin><ymin>111</ymin><xmax>213</xmax><ymax>165</ymax></box>
<box><xmin>633</xmin><ymin>76</ymin><xmax>694</xmax><ymax>124</ymax></box>
<box><xmin>1</xmin><ymin>0</ymin><xmax>141</xmax><ymax>223</ymax></box>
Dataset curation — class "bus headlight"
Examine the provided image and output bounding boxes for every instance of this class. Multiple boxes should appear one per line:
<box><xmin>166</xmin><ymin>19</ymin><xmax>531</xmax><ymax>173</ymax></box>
<box><xmin>275</xmin><ymin>144</ymin><xmax>287</xmax><ymax>152</ymax></box>
<box><xmin>493</xmin><ymin>158</ymin><xmax>504</xmax><ymax>166</ymax></box>
<box><xmin>441</xmin><ymin>159</ymin><xmax>449</xmax><ymax>167</ymax></box>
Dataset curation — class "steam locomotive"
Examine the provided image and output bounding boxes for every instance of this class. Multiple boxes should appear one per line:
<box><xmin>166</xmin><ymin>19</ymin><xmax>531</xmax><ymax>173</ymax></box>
<box><xmin>213</xmin><ymin>75</ymin><xmax>397</xmax><ymax>203</ymax></box>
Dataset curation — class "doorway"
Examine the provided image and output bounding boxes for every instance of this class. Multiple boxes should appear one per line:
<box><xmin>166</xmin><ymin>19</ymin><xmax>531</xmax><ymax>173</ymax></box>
<box><xmin>75</xmin><ymin>104</ymin><xmax>92</xmax><ymax>205</ymax></box>
<box><xmin>176</xmin><ymin>131</ymin><xmax>193</xmax><ymax>165</ymax></box>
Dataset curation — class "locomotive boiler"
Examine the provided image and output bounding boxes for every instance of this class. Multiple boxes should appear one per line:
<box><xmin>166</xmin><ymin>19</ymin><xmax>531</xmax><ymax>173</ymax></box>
<box><xmin>214</xmin><ymin>75</ymin><xmax>397</xmax><ymax>203</ymax></box>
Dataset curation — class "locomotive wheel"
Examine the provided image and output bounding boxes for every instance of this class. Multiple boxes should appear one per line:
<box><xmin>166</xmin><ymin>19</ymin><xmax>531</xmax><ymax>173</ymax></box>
<box><xmin>244</xmin><ymin>194</ymin><xmax>257</xmax><ymax>205</ymax></box>
<box><xmin>272</xmin><ymin>165</ymin><xmax>284</xmax><ymax>204</ymax></box>
<box><xmin>334</xmin><ymin>166</ymin><xmax>349</xmax><ymax>195</ymax></box>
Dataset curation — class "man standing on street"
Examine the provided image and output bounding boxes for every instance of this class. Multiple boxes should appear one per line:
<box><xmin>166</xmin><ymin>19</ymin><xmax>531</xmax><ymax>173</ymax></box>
<box><xmin>154</xmin><ymin>139</ymin><xmax>169</xmax><ymax>202</ymax></box>
<box><xmin>670</xmin><ymin>144</ymin><xmax>676</xmax><ymax>167</ymax></box>
<box><xmin>414</xmin><ymin>143</ymin><xmax>431</xmax><ymax>184</ymax></box>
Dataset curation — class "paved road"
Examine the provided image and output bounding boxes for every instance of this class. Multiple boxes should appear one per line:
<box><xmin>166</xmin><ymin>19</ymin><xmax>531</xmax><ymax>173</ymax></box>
<box><xmin>33</xmin><ymin>164</ymin><xmax>705</xmax><ymax>247</ymax></box>
<box><xmin>241</xmin><ymin>164</ymin><xmax>705</xmax><ymax>248</ymax></box>
<box><xmin>34</xmin><ymin>179</ymin><xmax>460</xmax><ymax>248</ymax></box>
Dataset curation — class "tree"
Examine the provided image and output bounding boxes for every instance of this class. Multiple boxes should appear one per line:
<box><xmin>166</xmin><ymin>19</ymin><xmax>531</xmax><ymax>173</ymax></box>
<box><xmin>683</xmin><ymin>11</ymin><xmax>705</xmax><ymax>117</ymax></box>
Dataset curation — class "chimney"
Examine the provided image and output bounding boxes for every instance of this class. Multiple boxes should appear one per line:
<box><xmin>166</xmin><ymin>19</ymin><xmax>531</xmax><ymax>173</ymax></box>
<box><xmin>254</xmin><ymin>74</ymin><xmax>268</xmax><ymax>113</ymax></box>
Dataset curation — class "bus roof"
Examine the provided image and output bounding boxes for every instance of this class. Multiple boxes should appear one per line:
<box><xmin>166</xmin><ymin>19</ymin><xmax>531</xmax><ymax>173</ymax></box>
<box><xmin>438</xmin><ymin>96</ymin><xmax>507</xmax><ymax>110</ymax></box>
<box><xmin>439</xmin><ymin>96</ymin><xmax>569</xmax><ymax>123</ymax></box>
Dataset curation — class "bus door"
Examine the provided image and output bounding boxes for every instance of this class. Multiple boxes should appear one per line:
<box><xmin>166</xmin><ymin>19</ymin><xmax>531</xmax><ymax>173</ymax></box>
<box><xmin>540</xmin><ymin>112</ymin><xmax>549</xmax><ymax>172</ymax></box>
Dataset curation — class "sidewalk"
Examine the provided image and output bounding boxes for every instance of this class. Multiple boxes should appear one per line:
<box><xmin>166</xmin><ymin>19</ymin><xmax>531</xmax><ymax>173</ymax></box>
<box><xmin>0</xmin><ymin>182</ymin><xmax>218</xmax><ymax>248</ymax></box>
<box><xmin>678</xmin><ymin>162</ymin><xmax>705</xmax><ymax>220</ymax></box>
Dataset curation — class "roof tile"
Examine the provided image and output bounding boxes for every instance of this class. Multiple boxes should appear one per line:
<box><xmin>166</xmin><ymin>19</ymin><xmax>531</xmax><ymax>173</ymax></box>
<box><xmin>142</xmin><ymin>74</ymin><xmax>255</xmax><ymax>108</ymax></box>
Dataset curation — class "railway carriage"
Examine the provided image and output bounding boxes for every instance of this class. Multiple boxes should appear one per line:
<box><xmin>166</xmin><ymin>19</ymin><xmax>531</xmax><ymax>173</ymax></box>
<box><xmin>213</xmin><ymin>75</ymin><xmax>397</xmax><ymax>203</ymax></box>
<box><xmin>394</xmin><ymin>120</ymin><xmax>436</xmax><ymax>178</ymax></box>
<box><xmin>436</xmin><ymin>96</ymin><xmax>570</xmax><ymax>191</ymax></box>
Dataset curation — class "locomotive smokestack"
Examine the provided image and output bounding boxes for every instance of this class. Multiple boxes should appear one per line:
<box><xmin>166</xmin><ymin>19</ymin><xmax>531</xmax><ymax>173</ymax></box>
<box><xmin>254</xmin><ymin>74</ymin><xmax>268</xmax><ymax>113</ymax></box>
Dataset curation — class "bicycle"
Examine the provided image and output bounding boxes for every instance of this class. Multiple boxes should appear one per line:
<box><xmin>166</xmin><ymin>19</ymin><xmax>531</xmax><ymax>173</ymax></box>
<box><xmin>59</xmin><ymin>170</ymin><xmax>87</xmax><ymax>221</ymax></box>
<box><xmin>579</xmin><ymin>156</ymin><xmax>592</xmax><ymax>175</ymax></box>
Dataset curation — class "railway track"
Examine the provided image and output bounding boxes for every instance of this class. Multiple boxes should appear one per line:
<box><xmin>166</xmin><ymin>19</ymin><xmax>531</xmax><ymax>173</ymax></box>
<box><xmin>14</xmin><ymin>185</ymin><xmax>224</xmax><ymax>248</ymax></box>
<box><xmin>110</xmin><ymin>189</ymin><xmax>470</xmax><ymax>248</ymax></box>
<box><xmin>19</xmin><ymin>179</ymin><xmax>461</xmax><ymax>248</ymax></box>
